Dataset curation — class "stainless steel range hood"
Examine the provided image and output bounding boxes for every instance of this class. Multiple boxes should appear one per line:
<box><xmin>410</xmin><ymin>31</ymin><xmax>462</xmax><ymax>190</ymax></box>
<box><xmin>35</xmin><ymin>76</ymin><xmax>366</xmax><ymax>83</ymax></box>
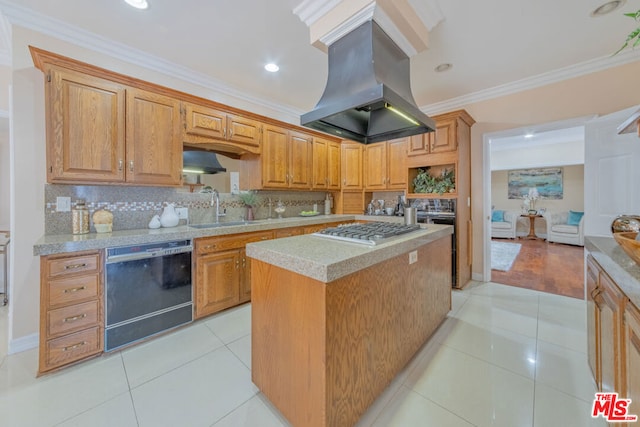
<box><xmin>301</xmin><ymin>20</ymin><xmax>435</xmax><ymax>144</ymax></box>
<box><xmin>182</xmin><ymin>150</ymin><xmax>227</xmax><ymax>174</ymax></box>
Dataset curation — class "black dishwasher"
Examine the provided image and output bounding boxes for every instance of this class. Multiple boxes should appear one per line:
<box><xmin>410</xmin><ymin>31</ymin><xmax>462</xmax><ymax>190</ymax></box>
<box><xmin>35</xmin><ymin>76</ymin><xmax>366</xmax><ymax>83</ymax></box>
<box><xmin>104</xmin><ymin>240</ymin><xmax>193</xmax><ymax>351</ymax></box>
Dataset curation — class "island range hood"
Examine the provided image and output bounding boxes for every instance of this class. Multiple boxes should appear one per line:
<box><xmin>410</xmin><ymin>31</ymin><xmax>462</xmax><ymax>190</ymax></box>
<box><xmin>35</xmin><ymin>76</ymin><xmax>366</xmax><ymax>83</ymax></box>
<box><xmin>301</xmin><ymin>20</ymin><xmax>435</xmax><ymax>144</ymax></box>
<box><xmin>182</xmin><ymin>150</ymin><xmax>227</xmax><ymax>174</ymax></box>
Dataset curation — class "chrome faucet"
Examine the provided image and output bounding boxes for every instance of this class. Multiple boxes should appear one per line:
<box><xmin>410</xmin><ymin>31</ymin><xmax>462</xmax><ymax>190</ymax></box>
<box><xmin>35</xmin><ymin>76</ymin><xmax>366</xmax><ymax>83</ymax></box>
<box><xmin>210</xmin><ymin>189</ymin><xmax>226</xmax><ymax>223</ymax></box>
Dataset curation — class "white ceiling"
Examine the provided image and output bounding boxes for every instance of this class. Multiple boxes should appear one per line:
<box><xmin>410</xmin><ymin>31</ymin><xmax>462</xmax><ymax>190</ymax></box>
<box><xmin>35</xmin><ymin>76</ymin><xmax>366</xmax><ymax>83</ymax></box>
<box><xmin>0</xmin><ymin>0</ymin><xmax>639</xmax><ymax>118</ymax></box>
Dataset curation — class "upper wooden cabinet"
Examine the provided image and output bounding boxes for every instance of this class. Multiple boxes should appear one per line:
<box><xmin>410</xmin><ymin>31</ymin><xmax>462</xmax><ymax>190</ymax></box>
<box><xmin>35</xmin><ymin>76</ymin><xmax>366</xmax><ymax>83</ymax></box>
<box><xmin>43</xmin><ymin>65</ymin><xmax>182</xmax><ymax>186</ymax></box>
<box><xmin>363</xmin><ymin>138</ymin><xmax>407</xmax><ymax>191</ymax></box>
<box><xmin>312</xmin><ymin>137</ymin><xmax>341</xmax><ymax>190</ymax></box>
<box><xmin>341</xmin><ymin>142</ymin><xmax>363</xmax><ymax>190</ymax></box>
<box><xmin>125</xmin><ymin>88</ymin><xmax>183</xmax><ymax>186</ymax></box>
<box><xmin>182</xmin><ymin>102</ymin><xmax>262</xmax><ymax>155</ymax></box>
<box><xmin>46</xmin><ymin>66</ymin><xmax>126</xmax><ymax>183</ymax></box>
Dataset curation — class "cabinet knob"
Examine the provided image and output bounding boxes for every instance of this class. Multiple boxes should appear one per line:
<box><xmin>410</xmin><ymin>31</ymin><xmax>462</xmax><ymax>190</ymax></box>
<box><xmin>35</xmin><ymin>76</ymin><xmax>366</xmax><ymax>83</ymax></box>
<box><xmin>235</xmin><ymin>260</ymin><xmax>239</xmax><ymax>269</ymax></box>
<box><xmin>223</xmin><ymin>128</ymin><xmax>227</xmax><ymax>138</ymax></box>
<box><xmin>118</xmin><ymin>159</ymin><xmax>123</xmax><ymax>171</ymax></box>
<box><xmin>129</xmin><ymin>161</ymin><xmax>134</xmax><ymax>172</ymax></box>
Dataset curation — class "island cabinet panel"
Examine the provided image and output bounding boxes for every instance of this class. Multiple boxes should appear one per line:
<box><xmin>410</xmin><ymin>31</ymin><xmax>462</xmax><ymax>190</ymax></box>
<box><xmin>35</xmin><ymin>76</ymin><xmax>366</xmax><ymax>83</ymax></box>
<box><xmin>587</xmin><ymin>255</ymin><xmax>601</xmax><ymax>385</ymax></box>
<box><xmin>597</xmin><ymin>271</ymin><xmax>626</xmax><ymax>394</ymax></box>
<box><xmin>625</xmin><ymin>302</ymin><xmax>640</xmax><ymax>422</ymax></box>
<box><xmin>46</xmin><ymin>65</ymin><xmax>126</xmax><ymax>183</ymax></box>
<box><xmin>39</xmin><ymin>250</ymin><xmax>104</xmax><ymax>375</ymax></box>
<box><xmin>251</xmin><ymin>236</ymin><xmax>452</xmax><ymax>427</ymax></box>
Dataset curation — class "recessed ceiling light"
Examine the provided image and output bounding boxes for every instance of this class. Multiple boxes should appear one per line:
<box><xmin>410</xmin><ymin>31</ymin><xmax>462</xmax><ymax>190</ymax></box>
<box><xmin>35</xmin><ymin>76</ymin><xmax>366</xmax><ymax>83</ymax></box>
<box><xmin>434</xmin><ymin>63</ymin><xmax>452</xmax><ymax>73</ymax></box>
<box><xmin>524</xmin><ymin>133</ymin><xmax>534</xmax><ymax>139</ymax></box>
<box><xmin>590</xmin><ymin>0</ymin><xmax>625</xmax><ymax>16</ymax></box>
<box><xmin>264</xmin><ymin>63</ymin><xmax>279</xmax><ymax>72</ymax></box>
<box><xmin>124</xmin><ymin>0</ymin><xmax>149</xmax><ymax>10</ymax></box>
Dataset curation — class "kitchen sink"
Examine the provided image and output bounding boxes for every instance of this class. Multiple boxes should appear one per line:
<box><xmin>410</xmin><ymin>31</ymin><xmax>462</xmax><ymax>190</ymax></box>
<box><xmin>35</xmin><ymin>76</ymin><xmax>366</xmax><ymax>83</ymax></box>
<box><xmin>189</xmin><ymin>221</ymin><xmax>253</xmax><ymax>229</ymax></box>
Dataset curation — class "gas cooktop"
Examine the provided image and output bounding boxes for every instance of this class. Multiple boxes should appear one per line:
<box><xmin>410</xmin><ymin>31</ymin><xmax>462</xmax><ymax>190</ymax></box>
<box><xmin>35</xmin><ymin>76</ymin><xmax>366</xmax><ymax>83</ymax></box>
<box><xmin>313</xmin><ymin>222</ymin><xmax>422</xmax><ymax>246</ymax></box>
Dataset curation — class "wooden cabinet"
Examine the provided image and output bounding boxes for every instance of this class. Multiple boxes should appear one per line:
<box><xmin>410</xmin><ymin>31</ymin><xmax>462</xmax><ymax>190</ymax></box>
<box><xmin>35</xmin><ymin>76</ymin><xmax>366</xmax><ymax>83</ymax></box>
<box><xmin>312</xmin><ymin>138</ymin><xmax>341</xmax><ymax>190</ymax></box>
<box><xmin>194</xmin><ymin>231</ymin><xmax>273</xmax><ymax>318</ymax></box>
<box><xmin>341</xmin><ymin>142</ymin><xmax>363</xmax><ymax>190</ymax></box>
<box><xmin>39</xmin><ymin>251</ymin><xmax>103</xmax><ymax>374</ymax></box>
<box><xmin>625</xmin><ymin>302</ymin><xmax>640</xmax><ymax>422</ymax></box>
<box><xmin>46</xmin><ymin>65</ymin><xmax>126</xmax><ymax>183</ymax></box>
<box><xmin>249</xmin><ymin>125</ymin><xmax>313</xmax><ymax>190</ymax></box>
<box><xmin>125</xmin><ymin>88</ymin><xmax>183</xmax><ymax>186</ymax></box>
<box><xmin>407</xmin><ymin>119</ymin><xmax>457</xmax><ymax>157</ymax></box>
<box><xmin>363</xmin><ymin>137</ymin><xmax>410</xmax><ymax>191</ymax></box>
<box><xmin>44</xmin><ymin>65</ymin><xmax>182</xmax><ymax>186</ymax></box>
<box><xmin>182</xmin><ymin>102</ymin><xmax>262</xmax><ymax>155</ymax></box>
<box><xmin>587</xmin><ymin>253</ymin><xmax>640</xmax><ymax>409</ymax></box>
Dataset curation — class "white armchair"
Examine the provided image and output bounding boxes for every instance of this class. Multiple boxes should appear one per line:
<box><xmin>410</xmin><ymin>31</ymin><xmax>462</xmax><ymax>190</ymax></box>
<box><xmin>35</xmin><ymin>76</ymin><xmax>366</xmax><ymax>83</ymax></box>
<box><xmin>491</xmin><ymin>210</ymin><xmax>518</xmax><ymax>239</ymax></box>
<box><xmin>544</xmin><ymin>211</ymin><xmax>585</xmax><ymax>246</ymax></box>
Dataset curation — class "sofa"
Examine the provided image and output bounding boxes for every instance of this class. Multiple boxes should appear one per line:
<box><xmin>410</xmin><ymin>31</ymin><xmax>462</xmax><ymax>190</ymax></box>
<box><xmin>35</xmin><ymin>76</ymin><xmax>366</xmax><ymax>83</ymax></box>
<box><xmin>544</xmin><ymin>210</ymin><xmax>585</xmax><ymax>246</ymax></box>
<box><xmin>491</xmin><ymin>209</ymin><xmax>518</xmax><ymax>239</ymax></box>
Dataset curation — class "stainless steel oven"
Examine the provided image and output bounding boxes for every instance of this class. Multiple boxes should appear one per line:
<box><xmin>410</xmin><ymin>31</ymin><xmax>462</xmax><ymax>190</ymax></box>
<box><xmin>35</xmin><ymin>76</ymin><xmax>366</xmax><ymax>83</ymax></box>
<box><xmin>105</xmin><ymin>239</ymin><xmax>193</xmax><ymax>351</ymax></box>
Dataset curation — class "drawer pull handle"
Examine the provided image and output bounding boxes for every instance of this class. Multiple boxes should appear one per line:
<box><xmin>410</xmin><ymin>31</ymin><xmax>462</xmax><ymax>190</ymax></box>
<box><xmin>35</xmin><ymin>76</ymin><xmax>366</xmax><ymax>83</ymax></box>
<box><xmin>63</xmin><ymin>314</ymin><xmax>87</xmax><ymax>323</ymax></box>
<box><xmin>204</xmin><ymin>244</ymin><xmax>216</xmax><ymax>250</ymax></box>
<box><xmin>62</xmin><ymin>341</ymin><xmax>87</xmax><ymax>352</ymax></box>
<box><xmin>260</xmin><ymin>236</ymin><xmax>269</xmax><ymax>240</ymax></box>
<box><xmin>65</xmin><ymin>263</ymin><xmax>87</xmax><ymax>270</ymax></box>
<box><xmin>63</xmin><ymin>286</ymin><xmax>87</xmax><ymax>294</ymax></box>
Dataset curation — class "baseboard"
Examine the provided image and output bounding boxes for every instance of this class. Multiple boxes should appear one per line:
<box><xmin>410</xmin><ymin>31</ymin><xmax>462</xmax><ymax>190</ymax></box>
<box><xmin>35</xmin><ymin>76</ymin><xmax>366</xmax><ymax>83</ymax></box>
<box><xmin>9</xmin><ymin>333</ymin><xmax>38</xmax><ymax>355</ymax></box>
<box><xmin>472</xmin><ymin>272</ymin><xmax>486</xmax><ymax>282</ymax></box>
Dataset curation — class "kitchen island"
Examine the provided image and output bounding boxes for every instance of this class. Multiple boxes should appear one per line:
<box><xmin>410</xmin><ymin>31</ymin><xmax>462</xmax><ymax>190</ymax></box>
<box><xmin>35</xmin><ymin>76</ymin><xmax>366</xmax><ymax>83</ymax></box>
<box><xmin>246</xmin><ymin>224</ymin><xmax>453</xmax><ymax>427</ymax></box>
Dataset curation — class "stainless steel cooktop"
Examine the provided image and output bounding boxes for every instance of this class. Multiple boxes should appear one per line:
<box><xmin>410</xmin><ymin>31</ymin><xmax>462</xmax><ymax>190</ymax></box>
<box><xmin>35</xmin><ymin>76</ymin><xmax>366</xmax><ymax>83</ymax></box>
<box><xmin>313</xmin><ymin>222</ymin><xmax>422</xmax><ymax>246</ymax></box>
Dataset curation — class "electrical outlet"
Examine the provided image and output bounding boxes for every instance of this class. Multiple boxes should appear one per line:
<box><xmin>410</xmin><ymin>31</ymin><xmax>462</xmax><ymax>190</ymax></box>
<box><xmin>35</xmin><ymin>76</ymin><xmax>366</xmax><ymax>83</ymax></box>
<box><xmin>409</xmin><ymin>250</ymin><xmax>418</xmax><ymax>264</ymax></box>
<box><xmin>176</xmin><ymin>207</ymin><xmax>188</xmax><ymax>219</ymax></box>
<box><xmin>56</xmin><ymin>197</ymin><xmax>71</xmax><ymax>212</ymax></box>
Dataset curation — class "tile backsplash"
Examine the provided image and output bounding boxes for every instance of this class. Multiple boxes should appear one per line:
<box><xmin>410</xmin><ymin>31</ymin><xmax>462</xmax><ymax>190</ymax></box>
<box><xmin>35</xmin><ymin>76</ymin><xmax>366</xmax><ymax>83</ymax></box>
<box><xmin>45</xmin><ymin>185</ymin><xmax>329</xmax><ymax>235</ymax></box>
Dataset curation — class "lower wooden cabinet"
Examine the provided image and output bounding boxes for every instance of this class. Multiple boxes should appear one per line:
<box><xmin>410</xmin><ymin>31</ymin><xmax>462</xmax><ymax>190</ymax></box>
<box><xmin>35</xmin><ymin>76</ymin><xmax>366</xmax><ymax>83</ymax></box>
<box><xmin>39</xmin><ymin>250</ymin><xmax>103</xmax><ymax>374</ymax></box>
<box><xmin>587</xmin><ymin>253</ymin><xmax>637</xmax><ymax>409</ymax></box>
<box><xmin>194</xmin><ymin>231</ymin><xmax>273</xmax><ymax>319</ymax></box>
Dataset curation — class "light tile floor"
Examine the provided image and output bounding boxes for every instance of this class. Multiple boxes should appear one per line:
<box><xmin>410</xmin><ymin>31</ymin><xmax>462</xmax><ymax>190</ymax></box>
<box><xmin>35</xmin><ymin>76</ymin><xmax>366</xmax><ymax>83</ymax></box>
<box><xmin>0</xmin><ymin>282</ymin><xmax>607</xmax><ymax>427</ymax></box>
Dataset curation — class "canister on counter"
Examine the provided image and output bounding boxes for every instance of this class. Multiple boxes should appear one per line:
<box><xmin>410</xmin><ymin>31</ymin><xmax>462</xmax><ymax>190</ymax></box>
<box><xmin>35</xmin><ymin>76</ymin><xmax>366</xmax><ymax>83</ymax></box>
<box><xmin>404</xmin><ymin>207</ymin><xmax>417</xmax><ymax>225</ymax></box>
<box><xmin>72</xmin><ymin>199</ymin><xmax>89</xmax><ymax>234</ymax></box>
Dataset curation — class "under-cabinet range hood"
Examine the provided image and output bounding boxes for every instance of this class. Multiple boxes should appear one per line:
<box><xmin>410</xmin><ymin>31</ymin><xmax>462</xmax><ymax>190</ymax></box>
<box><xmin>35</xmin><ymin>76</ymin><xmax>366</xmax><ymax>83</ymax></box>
<box><xmin>182</xmin><ymin>150</ymin><xmax>227</xmax><ymax>174</ymax></box>
<box><xmin>301</xmin><ymin>20</ymin><xmax>435</xmax><ymax>144</ymax></box>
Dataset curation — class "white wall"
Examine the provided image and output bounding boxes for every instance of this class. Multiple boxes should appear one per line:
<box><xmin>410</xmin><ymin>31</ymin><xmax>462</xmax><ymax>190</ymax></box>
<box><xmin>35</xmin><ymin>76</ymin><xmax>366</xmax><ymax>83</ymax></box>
<box><xmin>491</xmin><ymin>140</ymin><xmax>584</xmax><ymax>171</ymax></box>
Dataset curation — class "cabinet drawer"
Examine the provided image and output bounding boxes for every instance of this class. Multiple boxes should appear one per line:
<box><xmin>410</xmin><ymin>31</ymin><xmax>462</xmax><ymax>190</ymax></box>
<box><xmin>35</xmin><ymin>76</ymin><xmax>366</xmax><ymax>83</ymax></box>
<box><xmin>48</xmin><ymin>274</ymin><xmax>100</xmax><ymax>307</ymax></box>
<box><xmin>45</xmin><ymin>327</ymin><xmax>101</xmax><ymax>370</ymax></box>
<box><xmin>48</xmin><ymin>300</ymin><xmax>100</xmax><ymax>337</ymax></box>
<box><xmin>47</xmin><ymin>253</ymin><xmax>100</xmax><ymax>277</ymax></box>
<box><xmin>197</xmin><ymin>231</ymin><xmax>274</xmax><ymax>254</ymax></box>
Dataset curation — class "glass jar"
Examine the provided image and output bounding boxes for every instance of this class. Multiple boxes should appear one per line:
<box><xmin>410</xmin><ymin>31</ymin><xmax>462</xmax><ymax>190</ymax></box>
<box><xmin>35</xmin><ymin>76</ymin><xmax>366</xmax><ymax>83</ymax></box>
<box><xmin>72</xmin><ymin>200</ymin><xmax>89</xmax><ymax>234</ymax></box>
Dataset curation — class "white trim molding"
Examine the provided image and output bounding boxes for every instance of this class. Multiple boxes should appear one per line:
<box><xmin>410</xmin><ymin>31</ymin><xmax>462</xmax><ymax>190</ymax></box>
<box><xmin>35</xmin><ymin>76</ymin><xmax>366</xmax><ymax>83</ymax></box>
<box><xmin>8</xmin><ymin>332</ymin><xmax>38</xmax><ymax>355</ymax></box>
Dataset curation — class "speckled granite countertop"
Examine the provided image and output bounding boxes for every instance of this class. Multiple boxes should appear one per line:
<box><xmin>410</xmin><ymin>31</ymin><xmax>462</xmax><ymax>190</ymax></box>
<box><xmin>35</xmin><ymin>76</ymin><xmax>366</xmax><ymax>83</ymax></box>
<box><xmin>245</xmin><ymin>224</ymin><xmax>453</xmax><ymax>283</ymax></box>
<box><xmin>585</xmin><ymin>236</ymin><xmax>640</xmax><ymax>308</ymax></box>
<box><xmin>33</xmin><ymin>214</ymin><xmax>407</xmax><ymax>256</ymax></box>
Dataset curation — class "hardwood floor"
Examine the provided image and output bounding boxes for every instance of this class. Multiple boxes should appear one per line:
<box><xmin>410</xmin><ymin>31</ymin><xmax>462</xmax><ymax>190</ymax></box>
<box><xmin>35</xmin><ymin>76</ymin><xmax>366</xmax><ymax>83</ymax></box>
<box><xmin>491</xmin><ymin>238</ymin><xmax>585</xmax><ymax>299</ymax></box>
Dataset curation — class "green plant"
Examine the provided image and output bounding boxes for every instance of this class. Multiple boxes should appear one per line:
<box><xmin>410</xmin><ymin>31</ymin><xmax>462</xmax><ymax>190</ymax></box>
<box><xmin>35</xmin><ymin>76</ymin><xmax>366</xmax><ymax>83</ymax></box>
<box><xmin>412</xmin><ymin>168</ymin><xmax>455</xmax><ymax>195</ymax></box>
<box><xmin>238</xmin><ymin>191</ymin><xmax>258</xmax><ymax>207</ymax></box>
<box><xmin>615</xmin><ymin>9</ymin><xmax>640</xmax><ymax>55</ymax></box>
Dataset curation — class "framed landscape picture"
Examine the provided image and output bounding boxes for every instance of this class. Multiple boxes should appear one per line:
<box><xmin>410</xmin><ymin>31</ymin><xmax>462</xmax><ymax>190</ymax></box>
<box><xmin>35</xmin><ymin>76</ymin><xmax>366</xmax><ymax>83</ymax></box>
<box><xmin>507</xmin><ymin>168</ymin><xmax>563</xmax><ymax>199</ymax></box>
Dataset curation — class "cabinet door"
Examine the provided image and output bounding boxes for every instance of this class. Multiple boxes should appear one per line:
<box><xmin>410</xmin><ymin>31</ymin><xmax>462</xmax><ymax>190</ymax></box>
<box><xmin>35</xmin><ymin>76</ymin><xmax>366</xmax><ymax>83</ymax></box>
<box><xmin>227</xmin><ymin>114</ymin><xmax>262</xmax><ymax>148</ymax></box>
<box><xmin>431</xmin><ymin>119</ymin><xmax>457</xmax><ymax>153</ymax></box>
<box><xmin>289</xmin><ymin>131</ymin><xmax>313</xmax><ymax>189</ymax></box>
<box><xmin>195</xmin><ymin>249</ymin><xmax>241</xmax><ymax>318</ymax></box>
<box><xmin>407</xmin><ymin>134</ymin><xmax>429</xmax><ymax>156</ymax></box>
<box><xmin>341</xmin><ymin>142</ymin><xmax>363</xmax><ymax>190</ymax></box>
<box><xmin>312</xmin><ymin>137</ymin><xmax>329</xmax><ymax>189</ymax></box>
<box><xmin>239</xmin><ymin>249</ymin><xmax>252</xmax><ymax>303</ymax></box>
<box><xmin>327</xmin><ymin>140</ymin><xmax>342</xmax><ymax>190</ymax></box>
<box><xmin>261</xmin><ymin>125</ymin><xmax>289</xmax><ymax>188</ymax></box>
<box><xmin>625</xmin><ymin>303</ymin><xmax>640</xmax><ymax>420</ymax></box>
<box><xmin>586</xmin><ymin>256</ymin><xmax>601</xmax><ymax>388</ymax></box>
<box><xmin>387</xmin><ymin>138</ymin><xmax>407</xmax><ymax>189</ymax></box>
<box><xmin>364</xmin><ymin>143</ymin><xmax>387</xmax><ymax>190</ymax></box>
<box><xmin>183</xmin><ymin>103</ymin><xmax>226</xmax><ymax>140</ymax></box>
<box><xmin>598</xmin><ymin>272</ymin><xmax>626</xmax><ymax>394</ymax></box>
<box><xmin>47</xmin><ymin>66</ymin><xmax>126</xmax><ymax>183</ymax></box>
<box><xmin>126</xmin><ymin>88</ymin><xmax>182</xmax><ymax>185</ymax></box>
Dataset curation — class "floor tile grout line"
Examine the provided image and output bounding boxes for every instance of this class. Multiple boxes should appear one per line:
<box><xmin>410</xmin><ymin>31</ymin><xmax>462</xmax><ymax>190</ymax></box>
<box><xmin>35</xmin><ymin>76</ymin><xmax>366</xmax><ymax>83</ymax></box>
<box><xmin>405</xmin><ymin>384</ymin><xmax>480</xmax><ymax>427</ymax></box>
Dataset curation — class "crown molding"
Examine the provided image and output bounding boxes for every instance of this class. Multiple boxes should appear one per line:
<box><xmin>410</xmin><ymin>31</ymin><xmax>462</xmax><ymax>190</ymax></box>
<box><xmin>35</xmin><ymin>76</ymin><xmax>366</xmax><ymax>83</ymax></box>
<box><xmin>408</xmin><ymin>0</ymin><xmax>444</xmax><ymax>31</ymax></box>
<box><xmin>292</xmin><ymin>0</ymin><xmax>344</xmax><ymax>27</ymax></box>
<box><xmin>317</xmin><ymin>3</ymin><xmax>375</xmax><ymax>48</ymax></box>
<box><xmin>422</xmin><ymin>49</ymin><xmax>640</xmax><ymax>116</ymax></box>
<box><xmin>0</xmin><ymin>0</ymin><xmax>303</xmax><ymax>121</ymax></box>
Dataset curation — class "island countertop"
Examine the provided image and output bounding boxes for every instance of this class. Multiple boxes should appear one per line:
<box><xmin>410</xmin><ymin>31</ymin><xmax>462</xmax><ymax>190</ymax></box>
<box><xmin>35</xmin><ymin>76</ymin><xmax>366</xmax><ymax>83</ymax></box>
<box><xmin>246</xmin><ymin>223</ymin><xmax>452</xmax><ymax>283</ymax></box>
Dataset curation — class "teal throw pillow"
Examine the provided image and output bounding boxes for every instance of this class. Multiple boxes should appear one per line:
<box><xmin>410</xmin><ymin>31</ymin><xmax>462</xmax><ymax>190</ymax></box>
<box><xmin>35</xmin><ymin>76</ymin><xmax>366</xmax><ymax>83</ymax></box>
<box><xmin>491</xmin><ymin>210</ymin><xmax>504</xmax><ymax>222</ymax></box>
<box><xmin>567</xmin><ymin>210</ymin><xmax>584</xmax><ymax>226</ymax></box>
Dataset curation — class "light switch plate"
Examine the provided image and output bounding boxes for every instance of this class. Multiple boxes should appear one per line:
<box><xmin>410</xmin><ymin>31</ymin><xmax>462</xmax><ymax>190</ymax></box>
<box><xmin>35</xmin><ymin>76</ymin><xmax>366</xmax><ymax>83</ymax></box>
<box><xmin>409</xmin><ymin>250</ymin><xmax>418</xmax><ymax>264</ymax></box>
<box><xmin>176</xmin><ymin>207</ymin><xmax>188</xmax><ymax>219</ymax></box>
<box><xmin>56</xmin><ymin>197</ymin><xmax>71</xmax><ymax>212</ymax></box>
